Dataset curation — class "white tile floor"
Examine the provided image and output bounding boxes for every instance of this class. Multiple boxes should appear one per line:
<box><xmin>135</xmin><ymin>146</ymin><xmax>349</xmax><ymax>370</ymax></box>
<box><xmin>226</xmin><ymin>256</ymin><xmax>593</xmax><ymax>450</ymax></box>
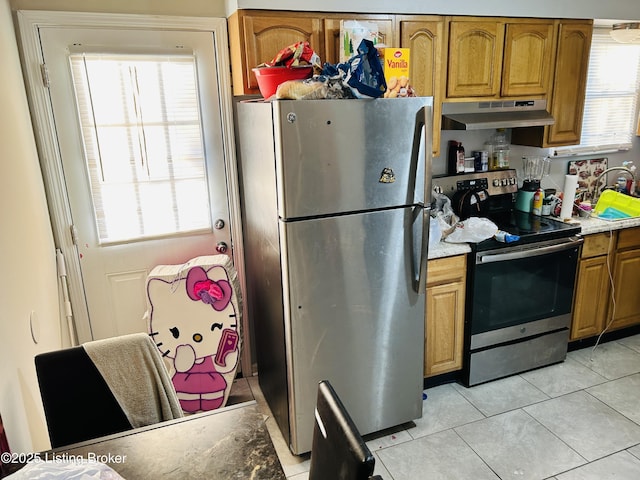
<box><xmin>247</xmin><ymin>334</ymin><xmax>640</xmax><ymax>480</ymax></box>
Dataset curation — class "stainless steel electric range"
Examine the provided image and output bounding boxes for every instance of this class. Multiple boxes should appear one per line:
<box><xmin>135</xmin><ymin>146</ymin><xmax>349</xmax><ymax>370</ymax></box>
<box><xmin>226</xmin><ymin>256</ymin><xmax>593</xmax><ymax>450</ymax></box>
<box><xmin>434</xmin><ymin>170</ymin><xmax>583</xmax><ymax>386</ymax></box>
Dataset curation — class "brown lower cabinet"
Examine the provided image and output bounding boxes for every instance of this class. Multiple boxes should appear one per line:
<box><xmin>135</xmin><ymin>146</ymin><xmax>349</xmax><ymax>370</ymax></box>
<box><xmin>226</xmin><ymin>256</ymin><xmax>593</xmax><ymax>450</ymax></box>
<box><xmin>571</xmin><ymin>226</ymin><xmax>640</xmax><ymax>340</ymax></box>
<box><xmin>609</xmin><ymin>227</ymin><xmax>640</xmax><ymax>330</ymax></box>
<box><xmin>425</xmin><ymin>254</ymin><xmax>466</xmax><ymax>377</ymax></box>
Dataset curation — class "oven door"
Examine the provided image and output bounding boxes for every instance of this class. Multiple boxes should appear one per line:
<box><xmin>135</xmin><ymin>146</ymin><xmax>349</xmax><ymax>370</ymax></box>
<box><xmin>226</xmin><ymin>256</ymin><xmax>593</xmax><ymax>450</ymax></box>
<box><xmin>470</xmin><ymin>236</ymin><xmax>583</xmax><ymax>350</ymax></box>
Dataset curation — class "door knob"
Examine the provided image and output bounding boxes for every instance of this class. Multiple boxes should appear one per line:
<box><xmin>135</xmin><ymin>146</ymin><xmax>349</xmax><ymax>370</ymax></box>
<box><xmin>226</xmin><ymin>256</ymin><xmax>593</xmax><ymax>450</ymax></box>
<box><xmin>216</xmin><ymin>242</ymin><xmax>228</xmax><ymax>254</ymax></box>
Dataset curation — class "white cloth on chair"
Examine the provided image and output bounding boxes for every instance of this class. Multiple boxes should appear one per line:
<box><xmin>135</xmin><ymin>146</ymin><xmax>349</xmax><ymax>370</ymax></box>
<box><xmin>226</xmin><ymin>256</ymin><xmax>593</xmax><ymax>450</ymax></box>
<box><xmin>84</xmin><ymin>332</ymin><xmax>183</xmax><ymax>428</ymax></box>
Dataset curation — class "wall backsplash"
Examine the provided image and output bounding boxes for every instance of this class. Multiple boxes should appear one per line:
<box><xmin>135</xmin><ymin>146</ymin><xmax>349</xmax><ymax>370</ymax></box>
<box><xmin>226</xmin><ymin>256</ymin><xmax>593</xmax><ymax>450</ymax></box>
<box><xmin>436</xmin><ymin>128</ymin><xmax>639</xmax><ymax>196</ymax></box>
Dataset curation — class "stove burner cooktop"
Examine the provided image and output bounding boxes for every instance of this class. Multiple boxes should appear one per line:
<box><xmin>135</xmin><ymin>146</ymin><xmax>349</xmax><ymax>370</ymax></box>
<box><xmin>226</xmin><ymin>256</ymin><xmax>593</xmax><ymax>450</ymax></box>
<box><xmin>474</xmin><ymin>210</ymin><xmax>581</xmax><ymax>251</ymax></box>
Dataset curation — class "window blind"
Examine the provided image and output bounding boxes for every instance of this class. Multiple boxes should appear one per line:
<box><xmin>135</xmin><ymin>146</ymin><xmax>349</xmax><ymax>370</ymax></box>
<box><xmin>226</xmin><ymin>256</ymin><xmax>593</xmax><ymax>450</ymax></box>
<box><xmin>69</xmin><ymin>53</ymin><xmax>211</xmax><ymax>244</ymax></box>
<box><xmin>554</xmin><ymin>28</ymin><xmax>640</xmax><ymax>156</ymax></box>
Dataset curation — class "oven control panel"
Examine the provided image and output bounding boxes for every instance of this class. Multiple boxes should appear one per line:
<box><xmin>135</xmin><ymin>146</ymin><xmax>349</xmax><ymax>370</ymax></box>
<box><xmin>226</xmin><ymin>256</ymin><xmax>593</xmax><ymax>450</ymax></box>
<box><xmin>433</xmin><ymin>169</ymin><xmax>518</xmax><ymax>196</ymax></box>
<box><xmin>457</xmin><ymin>178</ymin><xmax>489</xmax><ymax>191</ymax></box>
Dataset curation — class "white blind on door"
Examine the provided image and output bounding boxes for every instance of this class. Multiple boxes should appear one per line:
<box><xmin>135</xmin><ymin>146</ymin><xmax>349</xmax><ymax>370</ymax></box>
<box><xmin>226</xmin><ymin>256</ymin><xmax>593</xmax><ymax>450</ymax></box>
<box><xmin>555</xmin><ymin>29</ymin><xmax>640</xmax><ymax>155</ymax></box>
<box><xmin>69</xmin><ymin>53</ymin><xmax>212</xmax><ymax>244</ymax></box>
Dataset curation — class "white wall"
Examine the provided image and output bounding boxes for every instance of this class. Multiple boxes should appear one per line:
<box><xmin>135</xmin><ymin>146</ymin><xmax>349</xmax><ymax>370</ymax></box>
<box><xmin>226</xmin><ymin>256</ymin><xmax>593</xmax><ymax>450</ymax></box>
<box><xmin>9</xmin><ymin>0</ymin><xmax>228</xmax><ymax>16</ymax></box>
<box><xmin>9</xmin><ymin>0</ymin><xmax>640</xmax><ymax>21</ymax></box>
<box><xmin>0</xmin><ymin>0</ymin><xmax>63</xmax><ymax>453</ymax></box>
<box><xmin>235</xmin><ymin>0</ymin><xmax>640</xmax><ymax>21</ymax></box>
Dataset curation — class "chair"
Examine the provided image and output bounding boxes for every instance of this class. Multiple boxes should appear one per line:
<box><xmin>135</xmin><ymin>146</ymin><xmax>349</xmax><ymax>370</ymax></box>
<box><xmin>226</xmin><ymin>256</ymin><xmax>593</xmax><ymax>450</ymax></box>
<box><xmin>35</xmin><ymin>333</ymin><xmax>182</xmax><ymax>448</ymax></box>
<box><xmin>308</xmin><ymin>380</ymin><xmax>383</xmax><ymax>480</ymax></box>
<box><xmin>35</xmin><ymin>345</ymin><xmax>132</xmax><ymax>448</ymax></box>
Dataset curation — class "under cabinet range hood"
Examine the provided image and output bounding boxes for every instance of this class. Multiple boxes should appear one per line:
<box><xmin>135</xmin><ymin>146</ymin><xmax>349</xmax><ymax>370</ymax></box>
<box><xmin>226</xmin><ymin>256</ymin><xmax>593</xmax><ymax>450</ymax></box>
<box><xmin>442</xmin><ymin>99</ymin><xmax>555</xmax><ymax>130</ymax></box>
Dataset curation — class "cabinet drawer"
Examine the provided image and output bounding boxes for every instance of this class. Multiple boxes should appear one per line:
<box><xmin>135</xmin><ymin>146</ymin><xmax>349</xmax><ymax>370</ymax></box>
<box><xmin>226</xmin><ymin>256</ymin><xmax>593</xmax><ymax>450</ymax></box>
<box><xmin>582</xmin><ymin>232</ymin><xmax>616</xmax><ymax>258</ymax></box>
<box><xmin>427</xmin><ymin>255</ymin><xmax>466</xmax><ymax>285</ymax></box>
<box><xmin>617</xmin><ymin>226</ymin><xmax>640</xmax><ymax>250</ymax></box>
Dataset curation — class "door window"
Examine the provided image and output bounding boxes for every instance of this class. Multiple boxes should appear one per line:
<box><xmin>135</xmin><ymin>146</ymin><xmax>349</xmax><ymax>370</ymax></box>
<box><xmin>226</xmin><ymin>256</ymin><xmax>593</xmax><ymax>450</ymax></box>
<box><xmin>70</xmin><ymin>53</ymin><xmax>211</xmax><ymax>244</ymax></box>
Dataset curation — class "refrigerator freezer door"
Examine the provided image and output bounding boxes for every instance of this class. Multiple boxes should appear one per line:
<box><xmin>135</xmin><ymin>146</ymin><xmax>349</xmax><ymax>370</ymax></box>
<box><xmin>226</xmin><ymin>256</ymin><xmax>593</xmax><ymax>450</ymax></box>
<box><xmin>273</xmin><ymin>97</ymin><xmax>433</xmax><ymax>219</ymax></box>
<box><xmin>280</xmin><ymin>206</ymin><xmax>425</xmax><ymax>454</ymax></box>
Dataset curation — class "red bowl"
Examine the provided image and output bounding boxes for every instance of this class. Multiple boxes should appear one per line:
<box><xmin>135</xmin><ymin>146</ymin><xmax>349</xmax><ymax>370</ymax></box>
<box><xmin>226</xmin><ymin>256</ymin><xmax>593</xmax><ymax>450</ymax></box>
<box><xmin>252</xmin><ymin>66</ymin><xmax>313</xmax><ymax>98</ymax></box>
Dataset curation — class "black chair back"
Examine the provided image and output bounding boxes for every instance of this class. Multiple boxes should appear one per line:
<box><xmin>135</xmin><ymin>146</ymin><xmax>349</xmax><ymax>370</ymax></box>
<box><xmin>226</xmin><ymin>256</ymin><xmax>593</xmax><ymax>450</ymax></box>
<box><xmin>35</xmin><ymin>346</ymin><xmax>132</xmax><ymax>448</ymax></box>
<box><xmin>308</xmin><ymin>380</ymin><xmax>377</xmax><ymax>480</ymax></box>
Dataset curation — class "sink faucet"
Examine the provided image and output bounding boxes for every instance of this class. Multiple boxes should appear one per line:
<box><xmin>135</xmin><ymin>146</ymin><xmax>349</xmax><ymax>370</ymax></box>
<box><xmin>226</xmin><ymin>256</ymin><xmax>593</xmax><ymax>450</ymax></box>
<box><xmin>591</xmin><ymin>166</ymin><xmax>636</xmax><ymax>203</ymax></box>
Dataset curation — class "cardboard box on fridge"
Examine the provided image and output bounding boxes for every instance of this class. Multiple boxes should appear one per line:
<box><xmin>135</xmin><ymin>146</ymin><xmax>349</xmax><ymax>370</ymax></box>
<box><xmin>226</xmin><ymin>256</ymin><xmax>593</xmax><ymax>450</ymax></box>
<box><xmin>339</xmin><ymin>20</ymin><xmax>379</xmax><ymax>62</ymax></box>
<box><xmin>380</xmin><ymin>48</ymin><xmax>411</xmax><ymax>98</ymax></box>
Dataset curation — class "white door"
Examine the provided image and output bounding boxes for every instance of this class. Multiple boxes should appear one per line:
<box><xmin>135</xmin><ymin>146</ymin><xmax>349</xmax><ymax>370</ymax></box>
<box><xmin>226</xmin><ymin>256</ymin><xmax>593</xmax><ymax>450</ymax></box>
<box><xmin>39</xmin><ymin>26</ymin><xmax>233</xmax><ymax>340</ymax></box>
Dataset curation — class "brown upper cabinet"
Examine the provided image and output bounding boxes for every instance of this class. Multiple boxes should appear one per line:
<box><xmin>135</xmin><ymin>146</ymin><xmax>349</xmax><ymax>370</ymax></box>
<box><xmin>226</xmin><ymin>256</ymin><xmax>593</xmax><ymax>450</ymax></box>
<box><xmin>502</xmin><ymin>21</ymin><xmax>556</xmax><ymax>97</ymax></box>
<box><xmin>447</xmin><ymin>18</ymin><xmax>505</xmax><ymax>98</ymax></box>
<box><xmin>446</xmin><ymin>17</ymin><xmax>555</xmax><ymax>99</ymax></box>
<box><xmin>228</xmin><ymin>11</ymin><xmax>593</xmax><ymax>149</ymax></box>
<box><xmin>228</xmin><ymin>10</ymin><xmax>395</xmax><ymax>95</ymax></box>
<box><xmin>512</xmin><ymin>19</ymin><xmax>593</xmax><ymax>147</ymax></box>
<box><xmin>546</xmin><ymin>21</ymin><xmax>593</xmax><ymax>146</ymax></box>
<box><xmin>228</xmin><ymin>11</ymin><xmax>323</xmax><ymax>94</ymax></box>
<box><xmin>397</xmin><ymin>16</ymin><xmax>447</xmax><ymax>157</ymax></box>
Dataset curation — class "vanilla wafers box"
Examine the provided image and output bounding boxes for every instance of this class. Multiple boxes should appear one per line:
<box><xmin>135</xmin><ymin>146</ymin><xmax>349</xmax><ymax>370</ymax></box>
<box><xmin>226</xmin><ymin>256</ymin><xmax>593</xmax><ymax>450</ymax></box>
<box><xmin>380</xmin><ymin>48</ymin><xmax>412</xmax><ymax>98</ymax></box>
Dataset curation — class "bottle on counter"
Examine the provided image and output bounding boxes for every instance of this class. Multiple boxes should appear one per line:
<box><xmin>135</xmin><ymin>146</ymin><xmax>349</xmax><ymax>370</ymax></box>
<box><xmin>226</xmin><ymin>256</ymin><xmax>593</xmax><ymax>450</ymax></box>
<box><xmin>487</xmin><ymin>128</ymin><xmax>510</xmax><ymax>170</ymax></box>
<box><xmin>472</xmin><ymin>150</ymin><xmax>489</xmax><ymax>172</ymax></box>
<box><xmin>483</xmin><ymin>138</ymin><xmax>494</xmax><ymax>170</ymax></box>
<box><xmin>532</xmin><ymin>188</ymin><xmax>544</xmax><ymax>215</ymax></box>
<box><xmin>456</xmin><ymin>142</ymin><xmax>466</xmax><ymax>173</ymax></box>
<box><xmin>447</xmin><ymin>140</ymin><xmax>458</xmax><ymax>175</ymax></box>
<box><xmin>447</xmin><ymin>140</ymin><xmax>466</xmax><ymax>175</ymax></box>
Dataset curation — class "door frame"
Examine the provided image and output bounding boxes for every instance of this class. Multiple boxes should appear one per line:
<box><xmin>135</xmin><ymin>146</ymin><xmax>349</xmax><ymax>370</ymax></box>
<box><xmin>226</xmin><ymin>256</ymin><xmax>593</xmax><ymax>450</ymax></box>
<box><xmin>16</xmin><ymin>10</ymin><xmax>250</xmax><ymax>373</ymax></box>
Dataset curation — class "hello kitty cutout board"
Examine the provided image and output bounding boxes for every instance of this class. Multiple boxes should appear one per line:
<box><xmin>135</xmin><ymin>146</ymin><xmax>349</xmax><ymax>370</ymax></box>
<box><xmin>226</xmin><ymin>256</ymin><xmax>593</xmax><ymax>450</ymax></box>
<box><xmin>144</xmin><ymin>255</ymin><xmax>242</xmax><ymax>413</ymax></box>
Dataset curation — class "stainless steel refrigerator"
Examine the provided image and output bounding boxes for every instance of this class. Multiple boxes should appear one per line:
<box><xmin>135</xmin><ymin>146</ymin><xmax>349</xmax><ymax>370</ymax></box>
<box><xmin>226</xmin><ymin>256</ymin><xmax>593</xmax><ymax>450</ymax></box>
<box><xmin>236</xmin><ymin>97</ymin><xmax>433</xmax><ymax>454</ymax></box>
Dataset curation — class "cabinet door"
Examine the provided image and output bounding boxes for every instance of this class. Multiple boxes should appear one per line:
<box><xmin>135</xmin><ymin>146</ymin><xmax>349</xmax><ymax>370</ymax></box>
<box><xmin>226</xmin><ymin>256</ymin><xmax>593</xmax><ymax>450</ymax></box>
<box><xmin>424</xmin><ymin>255</ymin><xmax>466</xmax><ymax>377</ymax></box>
<box><xmin>398</xmin><ymin>16</ymin><xmax>446</xmax><ymax>157</ymax></box>
<box><xmin>425</xmin><ymin>279</ymin><xmax>465</xmax><ymax>376</ymax></box>
<box><xmin>501</xmin><ymin>21</ymin><xmax>555</xmax><ymax>97</ymax></box>
<box><xmin>546</xmin><ymin>21</ymin><xmax>593</xmax><ymax>146</ymax></box>
<box><xmin>323</xmin><ymin>15</ymin><xmax>394</xmax><ymax>65</ymax></box>
<box><xmin>571</xmin><ymin>256</ymin><xmax>609</xmax><ymax>340</ymax></box>
<box><xmin>610</xmin><ymin>248</ymin><xmax>640</xmax><ymax>330</ymax></box>
<box><xmin>447</xmin><ymin>19</ymin><xmax>504</xmax><ymax>98</ymax></box>
<box><xmin>229</xmin><ymin>11</ymin><xmax>323</xmax><ymax>95</ymax></box>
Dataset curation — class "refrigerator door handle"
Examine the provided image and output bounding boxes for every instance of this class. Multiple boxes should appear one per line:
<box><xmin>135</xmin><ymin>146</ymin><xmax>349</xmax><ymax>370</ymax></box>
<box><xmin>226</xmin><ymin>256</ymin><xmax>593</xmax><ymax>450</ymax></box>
<box><xmin>415</xmin><ymin>206</ymin><xmax>430</xmax><ymax>294</ymax></box>
<box><xmin>411</xmin><ymin>104</ymin><xmax>432</xmax><ymax>295</ymax></box>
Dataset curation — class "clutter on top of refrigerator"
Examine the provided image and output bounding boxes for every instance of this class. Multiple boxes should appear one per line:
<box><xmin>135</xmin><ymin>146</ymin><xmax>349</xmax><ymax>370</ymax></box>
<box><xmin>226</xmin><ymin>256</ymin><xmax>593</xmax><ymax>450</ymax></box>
<box><xmin>277</xmin><ymin>39</ymin><xmax>387</xmax><ymax>100</ymax></box>
<box><xmin>253</xmin><ymin>41</ymin><xmax>321</xmax><ymax>98</ymax></box>
<box><xmin>257</xmin><ymin>20</ymin><xmax>417</xmax><ymax>101</ymax></box>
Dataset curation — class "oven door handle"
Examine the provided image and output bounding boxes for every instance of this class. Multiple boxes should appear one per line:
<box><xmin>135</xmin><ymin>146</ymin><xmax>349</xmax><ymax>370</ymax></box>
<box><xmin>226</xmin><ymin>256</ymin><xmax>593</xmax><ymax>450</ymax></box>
<box><xmin>476</xmin><ymin>236</ymin><xmax>584</xmax><ymax>264</ymax></box>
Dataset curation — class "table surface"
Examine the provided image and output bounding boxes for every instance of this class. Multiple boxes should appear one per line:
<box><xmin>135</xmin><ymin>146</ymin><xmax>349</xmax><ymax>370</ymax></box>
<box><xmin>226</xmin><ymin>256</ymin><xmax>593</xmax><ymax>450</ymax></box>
<box><xmin>3</xmin><ymin>401</ymin><xmax>286</xmax><ymax>480</ymax></box>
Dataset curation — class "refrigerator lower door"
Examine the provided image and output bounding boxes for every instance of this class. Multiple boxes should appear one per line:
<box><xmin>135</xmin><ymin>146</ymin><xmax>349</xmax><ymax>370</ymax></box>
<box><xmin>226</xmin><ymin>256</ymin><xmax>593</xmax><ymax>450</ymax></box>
<box><xmin>280</xmin><ymin>206</ymin><xmax>425</xmax><ymax>454</ymax></box>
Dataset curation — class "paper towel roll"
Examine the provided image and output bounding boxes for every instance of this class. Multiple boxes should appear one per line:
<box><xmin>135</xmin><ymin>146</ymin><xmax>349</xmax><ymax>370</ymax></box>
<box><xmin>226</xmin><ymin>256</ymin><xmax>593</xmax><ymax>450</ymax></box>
<box><xmin>560</xmin><ymin>174</ymin><xmax>579</xmax><ymax>220</ymax></box>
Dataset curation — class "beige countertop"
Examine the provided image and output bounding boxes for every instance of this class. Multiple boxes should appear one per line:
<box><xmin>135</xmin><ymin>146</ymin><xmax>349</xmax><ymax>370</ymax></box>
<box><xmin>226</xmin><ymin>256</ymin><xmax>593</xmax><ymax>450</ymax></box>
<box><xmin>427</xmin><ymin>215</ymin><xmax>640</xmax><ymax>260</ymax></box>
<box><xmin>575</xmin><ymin>214</ymin><xmax>640</xmax><ymax>235</ymax></box>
